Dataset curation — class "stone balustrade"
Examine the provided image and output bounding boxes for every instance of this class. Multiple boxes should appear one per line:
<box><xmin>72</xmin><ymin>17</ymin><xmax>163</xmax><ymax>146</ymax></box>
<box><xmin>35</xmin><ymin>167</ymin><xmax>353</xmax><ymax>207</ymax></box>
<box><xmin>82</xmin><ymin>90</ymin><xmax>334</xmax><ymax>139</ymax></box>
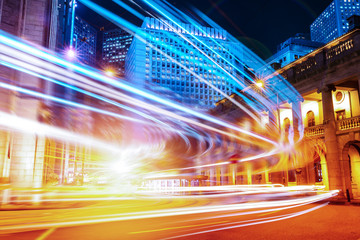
<box><xmin>304</xmin><ymin>125</ymin><xmax>324</xmax><ymax>137</ymax></box>
<box><xmin>279</xmin><ymin>29</ymin><xmax>360</xmax><ymax>83</ymax></box>
<box><xmin>337</xmin><ymin>116</ymin><xmax>360</xmax><ymax>131</ymax></box>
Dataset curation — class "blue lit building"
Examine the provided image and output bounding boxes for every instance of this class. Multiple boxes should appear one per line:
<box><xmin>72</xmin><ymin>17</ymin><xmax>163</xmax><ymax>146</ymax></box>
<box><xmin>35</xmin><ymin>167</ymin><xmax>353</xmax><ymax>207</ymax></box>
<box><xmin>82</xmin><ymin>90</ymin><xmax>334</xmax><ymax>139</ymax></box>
<box><xmin>310</xmin><ymin>0</ymin><xmax>360</xmax><ymax>43</ymax></box>
<box><xmin>73</xmin><ymin>16</ymin><xmax>97</xmax><ymax>66</ymax></box>
<box><xmin>125</xmin><ymin>17</ymin><xmax>241</xmax><ymax>109</ymax></box>
<box><xmin>102</xmin><ymin>29</ymin><xmax>133</xmax><ymax>76</ymax></box>
<box><xmin>266</xmin><ymin>33</ymin><xmax>323</xmax><ymax>68</ymax></box>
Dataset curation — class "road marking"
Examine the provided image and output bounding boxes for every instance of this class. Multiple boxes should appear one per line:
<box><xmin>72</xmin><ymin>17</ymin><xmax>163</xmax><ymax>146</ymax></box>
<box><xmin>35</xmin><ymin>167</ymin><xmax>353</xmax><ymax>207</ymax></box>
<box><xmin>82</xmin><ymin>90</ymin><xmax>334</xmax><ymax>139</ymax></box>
<box><xmin>36</xmin><ymin>228</ymin><xmax>56</xmax><ymax>240</ymax></box>
<box><xmin>129</xmin><ymin>220</ymin><xmax>228</xmax><ymax>234</ymax></box>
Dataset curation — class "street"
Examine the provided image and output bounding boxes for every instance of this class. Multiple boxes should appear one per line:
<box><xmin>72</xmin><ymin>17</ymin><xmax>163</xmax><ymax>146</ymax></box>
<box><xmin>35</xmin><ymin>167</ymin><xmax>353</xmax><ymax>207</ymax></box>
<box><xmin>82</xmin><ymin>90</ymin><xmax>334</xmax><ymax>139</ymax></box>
<box><xmin>0</xmin><ymin>190</ymin><xmax>358</xmax><ymax>240</ymax></box>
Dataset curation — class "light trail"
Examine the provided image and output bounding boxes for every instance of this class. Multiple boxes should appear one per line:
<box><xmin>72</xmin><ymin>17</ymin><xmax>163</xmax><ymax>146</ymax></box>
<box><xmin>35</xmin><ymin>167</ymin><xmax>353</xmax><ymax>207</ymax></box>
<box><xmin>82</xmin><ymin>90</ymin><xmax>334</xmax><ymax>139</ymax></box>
<box><xmin>0</xmin><ymin>191</ymin><xmax>337</xmax><ymax>232</ymax></box>
<box><xmin>4</xmin><ymin>185</ymin><xmax>324</xmax><ymax>204</ymax></box>
<box><xmin>163</xmin><ymin>203</ymin><xmax>329</xmax><ymax>240</ymax></box>
<box><xmin>114</xmin><ymin>0</ymin><xmax>301</xmax><ymax>117</ymax></box>
<box><xmin>0</xmin><ymin>46</ymin><xmax>179</xmax><ymax>131</ymax></box>
<box><xmin>0</xmin><ymin>33</ymin><xmax>284</xmax><ymax>177</ymax></box>
<box><xmin>0</xmin><ymin>111</ymin><xmax>164</xmax><ymax>155</ymax></box>
<box><xmin>0</xmin><ymin>78</ymin><xmax>145</xmax><ymax>124</ymax></box>
<box><xmin>89</xmin><ymin>0</ymin><xmax>267</xmax><ymax>121</ymax></box>
<box><xmin>0</xmin><ymin>32</ymin><xmax>278</xmax><ymax>147</ymax></box>
<box><xmin>0</xmin><ymin>2</ymin><xmax>312</xmax><ymax>225</ymax></box>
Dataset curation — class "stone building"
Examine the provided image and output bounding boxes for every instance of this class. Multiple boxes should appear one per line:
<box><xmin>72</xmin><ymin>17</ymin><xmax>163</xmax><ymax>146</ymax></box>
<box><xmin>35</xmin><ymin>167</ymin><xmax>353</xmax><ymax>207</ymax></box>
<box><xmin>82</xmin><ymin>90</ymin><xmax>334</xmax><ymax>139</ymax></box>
<box><xmin>0</xmin><ymin>0</ymin><xmax>59</xmax><ymax>187</ymax></box>
<box><xmin>275</xmin><ymin>21</ymin><xmax>360</xmax><ymax>200</ymax></box>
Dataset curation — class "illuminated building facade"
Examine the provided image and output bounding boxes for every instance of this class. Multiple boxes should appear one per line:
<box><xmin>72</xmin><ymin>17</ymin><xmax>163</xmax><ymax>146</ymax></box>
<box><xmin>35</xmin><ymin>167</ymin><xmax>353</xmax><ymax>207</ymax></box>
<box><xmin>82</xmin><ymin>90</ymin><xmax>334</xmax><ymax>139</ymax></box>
<box><xmin>310</xmin><ymin>0</ymin><xmax>360</xmax><ymax>43</ymax></box>
<box><xmin>266</xmin><ymin>33</ymin><xmax>323</xmax><ymax>68</ymax></box>
<box><xmin>125</xmin><ymin>17</ymin><xmax>240</xmax><ymax>109</ymax></box>
<box><xmin>102</xmin><ymin>29</ymin><xmax>133</xmax><ymax>76</ymax></box>
<box><xmin>73</xmin><ymin>16</ymin><xmax>97</xmax><ymax>66</ymax></box>
<box><xmin>276</xmin><ymin>25</ymin><xmax>360</xmax><ymax>200</ymax></box>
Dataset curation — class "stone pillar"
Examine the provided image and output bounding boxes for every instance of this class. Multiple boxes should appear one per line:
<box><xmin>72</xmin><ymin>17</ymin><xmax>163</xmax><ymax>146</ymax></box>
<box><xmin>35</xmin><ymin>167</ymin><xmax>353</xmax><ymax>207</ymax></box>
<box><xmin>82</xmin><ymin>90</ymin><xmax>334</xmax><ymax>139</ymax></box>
<box><xmin>246</xmin><ymin>163</ymin><xmax>252</xmax><ymax>185</ymax></box>
<box><xmin>319</xmin><ymin>152</ymin><xmax>330</xmax><ymax>191</ymax></box>
<box><xmin>264</xmin><ymin>164</ymin><xmax>270</xmax><ymax>184</ymax></box>
<box><xmin>0</xmin><ymin>131</ymin><xmax>10</xmax><ymax>182</ymax></box>
<box><xmin>292</xmin><ymin>100</ymin><xmax>303</xmax><ymax>142</ymax></box>
<box><xmin>357</xmin><ymin>76</ymin><xmax>360</xmax><ymax>103</ymax></box>
<box><xmin>268</xmin><ymin>108</ymin><xmax>280</xmax><ymax>136</ymax></box>
<box><xmin>321</xmin><ymin>85</ymin><xmax>343</xmax><ymax>192</ymax></box>
<box><xmin>216</xmin><ymin>166</ymin><xmax>221</xmax><ymax>186</ymax></box>
<box><xmin>9</xmin><ymin>134</ymin><xmax>37</xmax><ymax>187</ymax></box>
<box><xmin>229</xmin><ymin>163</ymin><xmax>236</xmax><ymax>185</ymax></box>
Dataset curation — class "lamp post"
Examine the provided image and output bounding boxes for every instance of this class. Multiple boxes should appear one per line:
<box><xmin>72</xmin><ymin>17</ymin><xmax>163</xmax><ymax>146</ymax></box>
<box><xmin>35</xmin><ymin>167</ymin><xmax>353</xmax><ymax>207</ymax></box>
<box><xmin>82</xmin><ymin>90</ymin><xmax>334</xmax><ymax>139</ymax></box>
<box><xmin>69</xmin><ymin>0</ymin><xmax>77</xmax><ymax>48</ymax></box>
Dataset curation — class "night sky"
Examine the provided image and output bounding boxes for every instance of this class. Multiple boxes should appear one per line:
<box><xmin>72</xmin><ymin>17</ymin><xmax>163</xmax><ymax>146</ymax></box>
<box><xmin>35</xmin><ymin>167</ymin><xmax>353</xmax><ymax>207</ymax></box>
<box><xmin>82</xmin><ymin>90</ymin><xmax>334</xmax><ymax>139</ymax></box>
<box><xmin>78</xmin><ymin>0</ymin><xmax>334</xmax><ymax>59</ymax></box>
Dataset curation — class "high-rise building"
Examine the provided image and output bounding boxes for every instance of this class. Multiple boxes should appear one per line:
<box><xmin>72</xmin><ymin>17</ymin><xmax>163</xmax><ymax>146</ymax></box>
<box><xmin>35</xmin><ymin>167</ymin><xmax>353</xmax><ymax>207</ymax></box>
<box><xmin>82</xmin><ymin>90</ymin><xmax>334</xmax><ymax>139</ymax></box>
<box><xmin>73</xmin><ymin>16</ymin><xmax>97</xmax><ymax>66</ymax></box>
<box><xmin>267</xmin><ymin>33</ymin><xmax>323</xmax><ymax>68</ymax></box>
<box><xmin>310</xmin><ymin>0</ymin><xmax>360</xmax><ymax>43</ymax></box>
<box><xmin>102</xmin><ymin>29</ymin><xmax>133</xmax><ymax>76</ymax></box>
<box><xmin>125</xmin><ymin>17</ymin><xmax>241</xmax><ymax>109</ymax></box>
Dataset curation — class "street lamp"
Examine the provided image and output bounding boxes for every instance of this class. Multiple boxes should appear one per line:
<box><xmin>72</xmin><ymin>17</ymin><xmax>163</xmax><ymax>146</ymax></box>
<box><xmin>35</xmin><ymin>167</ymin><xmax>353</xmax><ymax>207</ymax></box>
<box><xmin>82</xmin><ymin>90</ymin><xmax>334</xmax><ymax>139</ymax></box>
<box><xmin>255</xmin><ymin>81</ymin><xmax>264</xmax><ymax>89</ymax></box>
<box><xmin>66</xmin><ymin>47</ymin><xmax>76</xmax><ymax>59</ymax></box>
<box><xmin>105</xmin><ymin>69</ymin><xmax>115</xmax><ymax>77</ymax></box>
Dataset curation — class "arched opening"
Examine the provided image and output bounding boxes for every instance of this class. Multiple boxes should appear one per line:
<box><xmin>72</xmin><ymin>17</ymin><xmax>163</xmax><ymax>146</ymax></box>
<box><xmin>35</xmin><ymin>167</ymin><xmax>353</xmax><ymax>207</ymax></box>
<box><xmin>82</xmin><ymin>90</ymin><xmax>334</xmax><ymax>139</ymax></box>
<box><xmin>306</xmin><ymin>146</ymin><xmax>329</xmax><ymax>190</ymax></box>
<box><xmin>347</xmin><ymin>143</ymin><xmax>360</xmax><ymax>199</ymax></box>
<box><xmin>283</xmin><ymin>117</ymin><xmax>290</xmax><ymax>133</ymax></box>
<box><xmin>314</xmin><ymin>152</ymin><xmax>323</xmax><ymax>183</ymax></box>
<box><xmin>306</xmin><ymin>111</ymin><xmax>315</xmax><ymax>127</ymax></box>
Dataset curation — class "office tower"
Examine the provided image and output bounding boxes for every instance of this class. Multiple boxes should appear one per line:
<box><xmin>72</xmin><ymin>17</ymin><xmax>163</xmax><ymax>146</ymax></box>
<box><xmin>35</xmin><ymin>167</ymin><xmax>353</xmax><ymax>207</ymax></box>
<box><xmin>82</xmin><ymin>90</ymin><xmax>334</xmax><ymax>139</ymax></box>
<box><xmin>311</xmin><ymin>0</ymin><xmax>360</xmax><ymax>43</ymax></box>
<box><xmin>102</xmin><ymin>29</ymin><xmax>133</xmax><ymax>76</ymax></box>
<box><xmin>73</xmin><ymin>16</ymin><xmax>97</xmax><ymax>66</ymax></box>
<box><xmin>267</xmin><ymin>33</ymin><xmax>323</xmax><ymax>68</ymax></box>
<box><xmin>125</xmin><ymin>17</ymin><xmax>241</xmax><ymax>109</ymax></box>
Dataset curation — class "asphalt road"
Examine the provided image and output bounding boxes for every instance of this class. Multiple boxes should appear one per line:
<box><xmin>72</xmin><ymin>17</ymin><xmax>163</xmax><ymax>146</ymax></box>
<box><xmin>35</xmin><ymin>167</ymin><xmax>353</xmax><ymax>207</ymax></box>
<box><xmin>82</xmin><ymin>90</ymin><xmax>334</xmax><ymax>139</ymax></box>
<box><xmin>0</xmin><ymin>196</ymin><xmax>359</xmax><ymax>240</ymax></box>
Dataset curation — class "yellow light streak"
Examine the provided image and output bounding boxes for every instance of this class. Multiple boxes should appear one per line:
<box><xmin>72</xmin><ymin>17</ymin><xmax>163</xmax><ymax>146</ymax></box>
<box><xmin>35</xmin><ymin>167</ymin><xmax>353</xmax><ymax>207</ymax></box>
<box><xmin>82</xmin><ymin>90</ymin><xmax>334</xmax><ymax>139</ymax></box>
<box><xmin>129</xmin><ymin>220</ymin><xmax>228</xmax><ymax>234</ymax></box>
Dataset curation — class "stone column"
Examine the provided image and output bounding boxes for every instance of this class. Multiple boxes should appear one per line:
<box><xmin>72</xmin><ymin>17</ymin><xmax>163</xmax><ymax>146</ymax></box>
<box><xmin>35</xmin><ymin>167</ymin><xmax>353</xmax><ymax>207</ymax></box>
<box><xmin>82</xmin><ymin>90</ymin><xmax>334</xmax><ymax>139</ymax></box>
<box><xmin>291</xmin><ymin>100</ymin><xmax>303</xmax><ymax>142</ymax></box>
<box><xmin>357</xmin><ymin>75</ymin><xmax>360</xmax><ymax>103</ymax></box>
<box><xmin>264</xmin><ymin>164</ymin><xmax>270</xmax><ymax>184</ymax></box>
<box><xmin>319</xmin><ymin>152</ymin><xmax>330</xmax><ymax>191</ymax></box>
<box><xmin>10</xmin><ymin>134</ymin><xmax>37</xmax><ymax>188</ymax></box>
<box><xmin>321</xmin><ymin>85</ymin><xmax>343</xmax><ymax>192</ymax></box>
<box><xmin>229</xmin><ymin>163</ymin><xmax>237</xmax><ymax>185</ymax></box>
<box><xmin>268</xmin><ymin>108</ymin><xmax>279</xmax><ymax>135</ymax></box>
<box><xmin>246</xmin><ymin>163</ymin><xmax>252</xmax><ymax>185</ymax></box>
<box><xmin>216</xmin><ymin>166</ymin><xmax>221</xmax><ymax>186</ymax></box>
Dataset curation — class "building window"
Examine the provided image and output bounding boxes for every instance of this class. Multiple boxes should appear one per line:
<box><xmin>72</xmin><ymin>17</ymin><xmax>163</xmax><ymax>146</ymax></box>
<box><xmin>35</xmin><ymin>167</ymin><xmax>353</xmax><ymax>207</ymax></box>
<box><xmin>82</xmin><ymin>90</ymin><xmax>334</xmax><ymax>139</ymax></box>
<box><xmin>336</xmin><ymin>110</ymin><xmax>346</xmax><ymax>120</ymax></box>
<box><xmin>306</xmin><ymin>111</ymin><xmax>315</xmax><ymax>127</ymax></box>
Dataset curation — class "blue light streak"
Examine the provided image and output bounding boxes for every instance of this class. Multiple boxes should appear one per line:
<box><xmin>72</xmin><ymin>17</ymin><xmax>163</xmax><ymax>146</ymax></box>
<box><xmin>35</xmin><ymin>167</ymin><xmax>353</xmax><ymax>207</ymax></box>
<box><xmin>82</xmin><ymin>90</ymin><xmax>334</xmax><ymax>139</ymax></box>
<box><xmin>0</xmin><ymin>30</ymin><xmax>277</xmax><ymax>145</ymax></box>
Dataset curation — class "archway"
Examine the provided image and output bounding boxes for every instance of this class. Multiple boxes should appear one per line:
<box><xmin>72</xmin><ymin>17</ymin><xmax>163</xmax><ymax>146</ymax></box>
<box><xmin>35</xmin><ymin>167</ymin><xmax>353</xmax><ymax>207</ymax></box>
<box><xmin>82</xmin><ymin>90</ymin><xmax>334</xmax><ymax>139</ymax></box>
<box><xmin>342</xmin><ymin>141</ymin><xmax>360</xmax><ymax>199</ymax></box>
<box><xmin>283</xmin><ymin>117</ymin><xmax>290</xmax><ymax>133</ymax></box>
<box><xmin>300</xmin><ymin>140</ymin><xmax>329</xmax><ymax>190</ymax></box>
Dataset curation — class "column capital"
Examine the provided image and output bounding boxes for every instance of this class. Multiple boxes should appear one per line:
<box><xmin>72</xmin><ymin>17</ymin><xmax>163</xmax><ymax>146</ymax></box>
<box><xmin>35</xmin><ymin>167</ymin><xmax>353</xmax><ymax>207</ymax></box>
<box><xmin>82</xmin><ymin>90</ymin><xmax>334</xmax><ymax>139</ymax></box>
<box><xmin>289</xmin><ymin>96</ymin><xmax>304</xmax><ymax>104</ymax></box>
<box><xmin>317</xmin><ymin>84</ymin><xmax>336</xmax><ymax>94</ymax></box>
